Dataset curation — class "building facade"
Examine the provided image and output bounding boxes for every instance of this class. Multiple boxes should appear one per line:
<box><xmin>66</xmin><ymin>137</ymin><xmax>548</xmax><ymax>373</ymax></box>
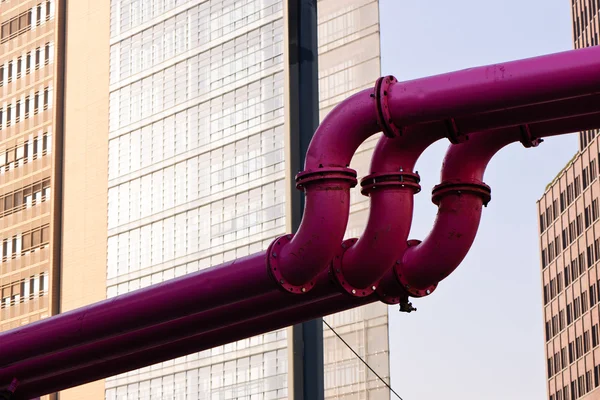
<box><xmin>101</xmin><ymin>0</ymin><xmax>389</xmax><ymax>399</ymax></box>
<box><xmin>0</xmin><ymin>0</ymin><xmax>389</xmax><ymax>398</ymax></box>
<box><xmin>538</xmin><ymin>2</ymin><xmax>600</xmax><ymax>400</ymax></box>
<box><xmin>0</xmin><ymin>0</ymin><xmax>61</xmax><ymax>346</ymax></box>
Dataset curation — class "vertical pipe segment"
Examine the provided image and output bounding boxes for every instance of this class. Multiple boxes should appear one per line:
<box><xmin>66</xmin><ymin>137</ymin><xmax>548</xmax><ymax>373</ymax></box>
<box><xmin>397</xmin><ymin>129</ymin><xmax>522</xmax><ymax>294</ymax></box>
<box><xmin>269</xmin><ymin>77</ymin><xmax>402</xmax><ymax>293</ymax></box>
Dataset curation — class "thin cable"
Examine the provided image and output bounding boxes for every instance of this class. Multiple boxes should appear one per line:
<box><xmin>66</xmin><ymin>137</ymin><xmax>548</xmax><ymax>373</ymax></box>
<box><xmin>322</xmin><ymin>319</ymin><xmax>404</xmax><ymax>400</ymax></box>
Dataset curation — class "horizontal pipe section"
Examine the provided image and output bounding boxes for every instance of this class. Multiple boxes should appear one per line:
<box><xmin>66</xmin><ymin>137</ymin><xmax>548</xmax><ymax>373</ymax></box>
<box><xmin>12</xmin><ymin>294</ymin><xmax>373</xmax><ymax>399</ymax></box>
<box><xmin>387</xmin><ymin>46</ymin><xmax>600</xmax><ymax>130</ymax></box>
<box><xmin>0</xmin><ymin>252</ymin><xmax>273</xmax><ymax>369</ymax></box>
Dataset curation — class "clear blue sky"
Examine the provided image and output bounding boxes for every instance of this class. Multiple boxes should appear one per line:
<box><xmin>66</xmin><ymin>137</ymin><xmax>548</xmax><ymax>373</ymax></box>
<box><xmin>381</xmin><ymin>1</ymin><xmax>576</xmax><ymax>399</ymax></box>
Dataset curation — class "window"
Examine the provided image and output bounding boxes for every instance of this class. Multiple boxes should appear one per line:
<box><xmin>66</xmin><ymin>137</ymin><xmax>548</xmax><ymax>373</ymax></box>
<box><xmin>586</xmin><ymin>206</ymin><xmax>591</xmax><ymax>228</ymax></box>
<box><xmin>576</xmin><ymin>176</ymin><xmax>582</xmax><ymax>197</ymax></box>
<box><xmin>565</xmin><ymin>266</ymin><xmax>571</xmax><ymax>286</ymax></box>
<box><xmin>0</xmin><ymin>10</ymin><xmax>32</xmax><ymax>43</ymax></box>
<box><xmin>567</xmin><ymin>302</ymin><xmax>573</xmax><ymax>324</ymax></box>
<box><xmin>594</xmin><ymin>199</ymin><xmax>599</xmax><ymax>221</ymax></box>
<box><xmin>561</xmin><ymin>191</ymin><xmax>566</xmax><ymax>212</ymax></box>
<box><xmin>548</xmin><ymin>357</ymin><xmax>554</xmax><ymax>378</ymax></box>
<box><xmin>569</xmin><ymin>341</ymin><xmax>575</xmax><ymax>363</ymax></box>
<box><xmin>588</xmin><ymin>245</ymin><xmax>594</xmax><ymax>267</ymax></box>
<box><xmin>563</xmin><ymin>228</ymin><xmax>568</xmax><ymax>249</ymax></box>
<box><xmin>540</xmin><ymin>212</ymin><xmax>546</xmax><ymax>232</ymax></box>
<box><xmin>593</xmin><ymin>324</ymin><xmax>599</xmax><ymax>347</ymax></box>
<box><xmin>577</xmin><ymin>335</ymin><xmax>583</xmax><ymax>358</ymax></box>
<box><xmin>585</xmin><ymin>330</ymin><xmax>591</xmax><ymax>353</ymax></box>
<box><xmin>578</xmin><ymin>213</ymin><xmax>584</xmax><ymax>235</ymax></box>
<box><xmin>591</xmin><ymin>284</ymin><xmax>597</xmax><ymax>307</ymax></box>
<box><xmin>584</xmin><ymin>167</ymin><xmax>589</xmax><ymax>189</ymax></box>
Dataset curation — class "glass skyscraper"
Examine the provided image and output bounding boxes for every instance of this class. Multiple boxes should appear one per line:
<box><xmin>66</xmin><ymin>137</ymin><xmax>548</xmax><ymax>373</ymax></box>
<box><xmin>62</xmin><ymin>0</ymin><xmax>388</xmax><ymax>398</ymax></box>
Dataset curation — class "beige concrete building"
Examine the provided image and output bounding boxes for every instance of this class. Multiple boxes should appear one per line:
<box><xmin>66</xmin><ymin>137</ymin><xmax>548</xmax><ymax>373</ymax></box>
<box><xmin>1</xmin><ymin>0</ymin><xmax>390</xmax><ymax>398</ymax></box>
<box><xmin>538</xmin><ymin>2</ymin><xmax>600</xmax><ymax>400</ymax></box>
<box><xmin>0</xmin><ymin>0</ymin><xmax>61</xmax><ymax>344</ymax></box>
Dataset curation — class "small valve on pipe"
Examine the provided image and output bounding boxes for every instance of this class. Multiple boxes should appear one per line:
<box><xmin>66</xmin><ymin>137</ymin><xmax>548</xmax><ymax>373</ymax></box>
<box><xmin>399</xmin><ymin>301</ymin><xmax>417</xmax><ymax>313</ymax></box>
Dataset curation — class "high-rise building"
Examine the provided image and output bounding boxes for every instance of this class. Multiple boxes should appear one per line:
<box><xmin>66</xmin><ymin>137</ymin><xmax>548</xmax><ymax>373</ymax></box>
<box><xmin>0</xmin><ymin>0</ymin><xmax>60</xmax><ymax>357</ymax></box>
<box><xmin>538</xmin><ymin>2</ymin><xmax>600</xmax><ymax>400</ymax></box>
<box><xmin>0</xmin><ymin>0</ymin><xmax>389</xmax><ymax>398</ymax></box>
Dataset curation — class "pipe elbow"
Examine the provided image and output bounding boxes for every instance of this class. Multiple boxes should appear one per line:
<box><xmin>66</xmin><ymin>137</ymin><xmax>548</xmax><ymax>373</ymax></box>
<box><xmin>397</xmin><ymin>128</ymin><xmax>522</xmax><ymax>294</ymax></box>
<box><xmin>268</xmin><ymin>78</ymin><xmax>389</xmax><ymax>294</ymax></box>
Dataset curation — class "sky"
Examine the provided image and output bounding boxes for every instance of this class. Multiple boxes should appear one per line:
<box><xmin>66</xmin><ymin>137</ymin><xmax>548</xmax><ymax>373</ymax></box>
<box><xmin>380</xmin><ymin>0</ymin><xmax>576</xmax><ymax>399</ymax></box>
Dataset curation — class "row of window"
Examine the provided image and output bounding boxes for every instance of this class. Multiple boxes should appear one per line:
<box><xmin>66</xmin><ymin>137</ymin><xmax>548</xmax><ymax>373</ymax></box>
<box><xmin>0</xmin><ymin>85</ymin><xmax>54</xmax><ymax>130</ymax></box>
<box><xmin>0</xmin><ymin>130</ymin><xmax>52</xmax><ymax>172</ymax></box>
<box><xmin>580</xmin><ymin>130</ymin><xmax>599</xmax><ymax>151</ymax></box>
<box><xmin>107</xmin><ymin>180</ymin><xmax>285</xmax><ymax>279</ymax></box>
<box><xmin>0</xmin><ymin>272</ymin><xmax>48</xmax><ymax>309</ymax></box>
<box><xmin>0</xmin><ymin>178</ymin><xmax>50</xmax><ymax>218</ymax></box>
<box><xmin>573</xmin><ymin>0</ymin><xmax>600</xmax><ymax>38</ymax></box>
<box><xmin>108</xmin><ymin>129</ymin><xmax>284</xmax><ymax>228</ymax></box>
<box><xmin>1</xmin><ymin>224</ymin><xmax>50</xmax><ymax>263</ymax></box>
<box><xmin>106</xmin><ymin>348</ymin><xmax>288</xmax><ymax>399</ymax></box>
<box><xmin>548</xmin><ymin>323</ymin><xmax>599</xmax><ymax>379</ymax></box>
<box><xmin>544</xmin><ymin>243</ymin><xmax>600</xmax><ymax>308</ymax></box>
<box><xmin>110</xmin><ymin>24</ymin><xmax>283</xmax><ymax>132</ymax></box>
<box><xmin>541</xmin><ymin>200</ymin><xmax>600</xmax><ymax>270</ymax></box>
<box><xmin>0</xmin><ymin>1</ymin><xmax>55</xmax><ymax>44</ymax></box>
<box><xmin>540</xmin><ymin>151</ymin><xmax>600</xmax><ymax>234</ymax></box>
<box><xmin>0</xmin><ymin>42</ymin><xmax>54</xmax><ymax>87</ymax></box>
<box><xmin>549</xmin><ymin>364</ymin><xmax>600</xmax><ymax>400</ymax></box>
<box><xmin>110</xmin><ymin>0</ymin><xmax>281</xmax><ymax>71</ymax></box>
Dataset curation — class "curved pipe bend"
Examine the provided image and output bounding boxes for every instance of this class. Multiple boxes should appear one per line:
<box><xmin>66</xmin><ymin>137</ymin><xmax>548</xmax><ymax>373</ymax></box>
<box><xmin>397</xmin><ymin>112</ymin><xmax>600</xmax><ymax>294</ymax></box>
<box><xmin>334</xmin><ymin>122</ymin><xmax>448</xmax><ymax>297</ymax></box>
<box><xmin>271</xmin><ymin>78</ymin><xmax>397</xmax><ymax>293</ymax></box>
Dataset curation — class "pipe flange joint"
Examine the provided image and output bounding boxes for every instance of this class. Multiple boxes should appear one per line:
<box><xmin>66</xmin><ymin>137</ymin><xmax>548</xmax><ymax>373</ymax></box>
<box><xmin>374</xmin><ymin>76</ymin><xmax>403</xmax><ymax>138</ymax></box>
<box><xmin>360</xmin><ymin>171</ymin><xmax>421</xmax><ymax>196</ymax></box>
<box><xmin>296</xmin><ymin>167</ymin><xmax>358</xmax><ymax>191</ymax></box>
<box><xmin>431</xmin><ymin>180</ymin><xmax>492</xmax><ymax>207</ymax></box>
<box><xmin>395</xmin><ymin>239</ymin><xmax>438</xmax><ymax>298</ymax></box>
<box><xmin>519</xmin><ymin>124</ymin><xmax>543</xmax><ymax>148</ymax></box>
<box><xmin>267</xmin><ymin>234</ymin><xmax>316</xmax><ymax>294</ymax></box>
<box><xmin>331</xmin><ymin>238</ymin><xmax>377</xmax><ymax>298</ymax></box>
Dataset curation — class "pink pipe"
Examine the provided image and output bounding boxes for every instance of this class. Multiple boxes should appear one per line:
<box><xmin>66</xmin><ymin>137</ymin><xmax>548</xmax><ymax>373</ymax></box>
<box><xmin>456</xmin><ymin>93</ymin><xmax>600</xmax><ymax>134</ymax></box>
<box><xmin>11</xmin><ymin>294</ymin><xmax>373</xmax><ymax>400</ymax></box>
<box><xmin>386</xmin><ymin>46</ymin><xmax>600</xmax><ymax>131</ymax></box>
<box><xmin>398</xmin><ymin>113</ymin><xmax>600</xmax><ymax>291</ymax></box>
<box><xmin>0</xmin><ymin>275</ymin><xmax>339</xmax><ymax>390</ymax></box>
<box><xmin>275</xmin><ymin>88</ymin><xmax>382</xmax><ymax>288</ymax></box>
<box><xmin>338</xmin><ymin>123</ymin><xmax>446</xmax><ymax>292</ymax></box>
<box><xmin>0</xmin><ymin>252</ymin><xmax>273</xmax><ymax>369</ymax></box>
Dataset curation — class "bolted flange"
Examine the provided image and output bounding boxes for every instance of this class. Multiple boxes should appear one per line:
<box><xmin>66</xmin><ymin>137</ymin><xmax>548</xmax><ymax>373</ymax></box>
<box><xmin>395</xmin><ymin>239</ymin><xmax>438</xmax><ymax>298</ymax></box>
<box><xmin>360</xmin><ymin>171</ymin><xmax>421</xmax><ymax>197</ymax></box>
<box><xmin>331</xmin><ymin>238</ymin><xmax>377</xmax><ymax>298</ymax></box>
<box><xmin>431</xmin><ymin>180</ymin><xmax>492</xmax><ymax>207</ymax></box>
<box><xmin>374</xmin><ymin>75</ymin><xmax>403</xmax><ymax>138</ymax></box>
<box><xmin>295</xmin><ymin>167</ymin><xmax>358</xmax><ymax>191</ymax></box>
<box><xmin>267</xmin><ymin>234</ymin><xmax>316</xmax><ymax>294</ymax></box>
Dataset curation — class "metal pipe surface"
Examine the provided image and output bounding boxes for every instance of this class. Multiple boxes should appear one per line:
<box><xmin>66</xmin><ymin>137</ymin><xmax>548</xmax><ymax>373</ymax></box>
<box><xmin>387</xmin><ymin>46</ymin><xmax>600</xmax><ymax>130</ymax></box>
<box><xmin>339</xmin><ymin>123</ymin><xmax>445</xmax><ymax>290</ymax></box>
<box><xmin>399</xmin><ymin>113</ymin><xmax>600</xmax><ymax>290</ymax></box>
<box><xmin>11</xmin><ymin>294</ymin><xmax>372</xmax><ymax>400</ymax></box>
<box><xmin>0</xmin><ymin>252</ymin><xmax>272</xmax><ymax>369</ymax></box>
